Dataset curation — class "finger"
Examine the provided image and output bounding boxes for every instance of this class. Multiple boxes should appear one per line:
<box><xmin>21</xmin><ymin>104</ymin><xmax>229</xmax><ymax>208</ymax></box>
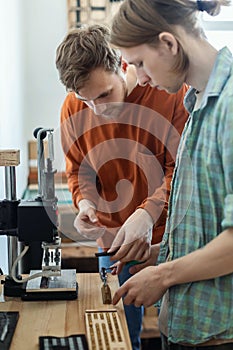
<box><xmin>74</xmin><ymin>218</ymin><xmax>105</xmax><ymax>239</ymax></box>
<box><xmin>116</xmin><ymin>241</ymin><xmax>144</xmax><ymax>262</ymax></box>
<box><xmin>138</xmin><ymin>244</ymin><xmax>151</xmax><ymax>261</ymax></box>
<box><xmin>75</xmin><ymin>216</ymin><xmax>101</xmax><ymax>230</ymax></box>
<box><xmin>129</xmin><ymin>261</ymin><xmax>148</xmax><ymax>275</ymax></box>
<box><xmin>131</xmin><ymin>247</ymin><xmax>147</xmax><ymax>262</ymax></box>
<box><xmin>77</xmin><ymin>210</ymin><xmax>89</xmax><ymax>219</ymax></box>
<box><xmin>109</xmin><ymin>261</ymin><xmax>123</xmax><ymax>275</ymax></box>
<box><xmin>114</xmin><ymin>261</ymin><xmax>124</xmax><ymax>275</ymax></box>
<box><xmin>122</xmin><ymin>292</ymin><xmax>136</xmax><ymax>306</ymax></box>
<box><xmin>107</xmin><ymin>242</ymin><xmax>122</xmax><ymax>254</ymax></box>
<box><xmin>134</xmin><ymin>299</ymin><xmax>144</xmax><ymax>308</ymax></box>
<box><xmin>112</xmin><ymin>287</ymin><xmax>125</xmax><ymax>305</ymax></box>
<box><xmin>87</xmin><ymin>208</ymin><xmax>98</xmax><ymax>223</ymax></box>
<box><xmin>113</xmin><ymin>281</ymin><xmax>138</xmax><ymax>306</ymax></box>
<box><xmin>110</xmin><ymin>267</ymin><xmax>117</xmax><ymax>275</ymax></box>
<box><xmin>110</xmin><ymin>244</ymin><xmax>131</xmax><ymax>261</ymax></box>
<box><xmin>129</xmin><ymin>239</ymin><xmax>150</xmax><ymax>261</ymax></box>
<box><xmin>75</xmin><ymin>218</ymin><xmax>94</xmax><ymax>231</ymax></box>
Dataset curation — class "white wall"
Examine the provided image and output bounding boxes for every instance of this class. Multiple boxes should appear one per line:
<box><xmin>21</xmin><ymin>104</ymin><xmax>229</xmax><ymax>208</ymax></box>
<box><xmin>0</xmin><ymin>0</ymin><xmax>24</xmax><ymax>274</ymax></box>
<box><xmin>0</xmin><ymin>0</ymin><xmax>67</xmax><ymax>274</ymax></box>
<box><xmin>202</xmin><ymin>5</ymin><xmax>233</xmax><ymax>51</ymax></box>
<box><xmin>0</xmin><ymin>0</ymin><xmax>25</xmax><ymax>198</ymax></box>
<box><xmin>22</xmin><ymin>0</ymin><xmax>67</xmax><ymax>140</ymax></box>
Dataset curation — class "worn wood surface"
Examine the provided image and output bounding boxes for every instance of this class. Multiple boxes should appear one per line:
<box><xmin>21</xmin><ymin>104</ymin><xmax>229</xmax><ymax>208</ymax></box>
<box><xmin>0</xmin><ymin>273</ymin><xmax>131</xmax><ymax>350</ymax></box>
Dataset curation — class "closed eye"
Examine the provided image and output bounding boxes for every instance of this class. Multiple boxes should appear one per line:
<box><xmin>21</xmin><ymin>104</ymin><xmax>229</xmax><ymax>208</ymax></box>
<box><xmin>98</xmin><ymin>91</ymin><xmax>111</xmax><ymax>100</ymax></box>
<box><xmin>135</xmin><ymin>61</ymin><xmax>143</xmax><ymax>68</ymax></box>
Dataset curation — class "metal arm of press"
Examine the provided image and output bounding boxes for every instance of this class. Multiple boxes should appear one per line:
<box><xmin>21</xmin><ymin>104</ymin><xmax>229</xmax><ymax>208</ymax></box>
<box><xmin>34</xmin><ymin>127</ymin><xmax>62</xmax><ymax>278</ymax></box>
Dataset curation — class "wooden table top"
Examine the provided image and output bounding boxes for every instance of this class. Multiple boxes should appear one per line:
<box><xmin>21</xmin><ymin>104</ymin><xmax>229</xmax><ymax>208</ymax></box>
<box><xmin>0</xmin><ymin>273</ymin><xmax>132</xmax><ymax>350</ymax></box>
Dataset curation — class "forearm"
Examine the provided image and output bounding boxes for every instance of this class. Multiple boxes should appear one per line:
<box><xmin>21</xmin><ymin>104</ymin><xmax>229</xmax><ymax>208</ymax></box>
<box><xmin>160</xmin><ymin>228</ymin><xmax>233</xmax><ymax>289</ymax></box>
<box><xmin>66</xmin><ymin>166</ymin><xmax>98</xmax><ymax>208</ymax></box>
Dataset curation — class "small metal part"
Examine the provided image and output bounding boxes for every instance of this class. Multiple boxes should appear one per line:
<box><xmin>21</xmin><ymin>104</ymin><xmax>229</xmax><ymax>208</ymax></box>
<box><xmin>42</xmin><ymin>236</ymin><xmax>61</xmax><ymax>273</ymax></box>
<box><xmin>48</xmin><ymin>131</ymin><xmax>54</xmax><ymax>161</ymax></box>
<box><xmin>99</xmin><ymin>267</ymin><xmax>107</xmax><ymax>284</ymax></box>
<box><xmin>99</xmin><ymin>268</ymin><xmax>112</xmax><ymax>304</ymax></box>
<box><xmin>101</xmin><ymin>284</ymin><xmax>112</xmax><ymax>304</ymax></box>
<box><xmin>40</xmin><ymin>277</ymin><xmax>49</xmax><ymax>289</ymax></box>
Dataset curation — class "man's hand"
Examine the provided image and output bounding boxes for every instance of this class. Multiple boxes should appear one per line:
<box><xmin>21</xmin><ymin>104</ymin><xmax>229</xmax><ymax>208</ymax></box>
<box><xmin>108</xmin><ymin>208</ymin><xmax>153</xmax><ymax>262</ymax></box>
<box><xmin>128</xmin><ymin>244</ymin><xmax>160</xmax><ymax>275</ymax></box>
<box><xmin>110</xmin><ymin>244</ymin><xmax>160</xmax><ymax>276</ymax></box>
<box><xmin>112</xmin><ymin>265</ymin><xmax>167</xmax><ymax>307</ymax></box>
<box><xmin>109</xmin><ymin>261</ymin><xmax>125</xmax><ymax>276</ymax></box>
<box><xmin>113</xmin><ymin>228</ymin><xmax>233</xmax><ymax>308</ymax></box>
<box><xmin>73</xmin><ymin>199</ymin><xmax>105</xmax><ymax>240</ymax></box>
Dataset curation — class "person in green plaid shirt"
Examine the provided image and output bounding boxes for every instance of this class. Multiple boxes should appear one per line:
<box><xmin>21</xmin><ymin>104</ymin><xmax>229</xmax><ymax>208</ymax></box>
<box><xmin>109</xmin><ymin>0</ymin><xmax>233</xmax><ymax>349</ymax></box>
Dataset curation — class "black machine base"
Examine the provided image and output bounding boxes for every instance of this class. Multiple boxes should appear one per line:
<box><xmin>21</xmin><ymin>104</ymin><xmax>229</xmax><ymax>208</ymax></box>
<box><xmin>21</xmin><ymin>269</ymin><xmax>78</xmax><ymax>301</ymax></box>
<box><xmin>2</xmin><ymin>275</ymin><xmax>26</xmax><ymax>298</ymax></box>
<box><xmin>21</xmin><ymin>283</ymin><xmax>78</xmax><ymax>301</ymax></box>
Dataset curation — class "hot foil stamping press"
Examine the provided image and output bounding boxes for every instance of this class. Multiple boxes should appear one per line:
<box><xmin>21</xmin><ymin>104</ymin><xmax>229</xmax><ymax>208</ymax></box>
<box><xmin>0</xmin><ymin>128</ymin><xmax>78</xmax><ymax>301</ymax></box>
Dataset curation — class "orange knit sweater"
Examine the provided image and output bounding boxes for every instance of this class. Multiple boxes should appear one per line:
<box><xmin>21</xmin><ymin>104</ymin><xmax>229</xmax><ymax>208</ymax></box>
<box><xmin>60</xmin><ymin>84</ymin><xmax>189</xmax><ymax>246</ymax></box>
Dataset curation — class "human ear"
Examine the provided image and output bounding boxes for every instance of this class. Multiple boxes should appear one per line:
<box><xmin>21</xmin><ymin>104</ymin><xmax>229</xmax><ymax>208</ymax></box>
<box><xmin>121</xmin><ymin>57</ymin><xmax>128</xmax><ymax>73</ymax></box>
<box><xmin>158</xmin><ymin>32</ymin><xmax>178</xmax><ymax>55</ymax></box>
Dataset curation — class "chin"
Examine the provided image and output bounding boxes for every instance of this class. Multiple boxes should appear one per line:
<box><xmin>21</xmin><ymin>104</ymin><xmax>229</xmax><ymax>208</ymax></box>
<box><xmin>166</xmin><ymin>85</ymin><xmax>183</xmax><ymax>94</ymax></box>
<box><xmin>104</xmin><ymin>105</ymin><xmax>125</xmax><ymax>118</ymax></box>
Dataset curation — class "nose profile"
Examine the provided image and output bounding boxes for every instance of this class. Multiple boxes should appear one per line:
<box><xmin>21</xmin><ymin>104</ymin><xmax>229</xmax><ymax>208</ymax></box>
<box><xmin>137</xmin><ymin>72</ymin><xmax>151</xmax><ymax>87</ymax></box>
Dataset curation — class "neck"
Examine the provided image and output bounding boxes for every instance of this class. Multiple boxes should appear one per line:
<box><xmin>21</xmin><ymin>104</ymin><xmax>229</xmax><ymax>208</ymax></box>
<box><xmin>186</xmin><ymin>38</ymin><xmax>218</xmax><ymax>93</ymax></box>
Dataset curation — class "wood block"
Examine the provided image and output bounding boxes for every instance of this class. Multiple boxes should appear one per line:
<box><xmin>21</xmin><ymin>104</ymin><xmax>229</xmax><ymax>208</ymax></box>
<box><xmin>0</xmin><ymin>149</ymin><xmax>20</xmax><ymax>166</ymax></box>
<box><xmin>85</xmin><ymin>309</ymin><xmax>127</xmax><ymax>350</ymax></box>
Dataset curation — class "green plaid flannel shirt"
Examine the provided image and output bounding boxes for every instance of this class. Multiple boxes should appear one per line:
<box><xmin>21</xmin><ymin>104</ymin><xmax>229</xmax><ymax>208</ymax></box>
<box><xmin>158</xmin><ymin>47</ymin><xmax>233</xmax><ymax>344</ymax></box>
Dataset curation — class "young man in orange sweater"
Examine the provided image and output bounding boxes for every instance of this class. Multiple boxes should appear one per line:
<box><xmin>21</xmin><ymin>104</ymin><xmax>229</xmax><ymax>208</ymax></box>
<box><xmin>56</xmin><ymin>24</ymin><xmax>188</xmax><ymax>350</ymax></box>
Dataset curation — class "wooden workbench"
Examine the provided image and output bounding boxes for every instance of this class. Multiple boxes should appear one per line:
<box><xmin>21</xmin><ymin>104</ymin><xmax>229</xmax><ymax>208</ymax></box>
<box><xmin>0</xmin><ymin>273</ymin><xmax>132</xmax><ymax>350</ymax></box>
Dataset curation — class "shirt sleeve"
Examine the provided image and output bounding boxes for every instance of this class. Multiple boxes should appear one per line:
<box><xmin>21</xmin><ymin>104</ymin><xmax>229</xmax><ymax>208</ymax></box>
<box><xmin>218</xmin><ymin>92</ymin><xmax>233</xmax><ymax>229</ymax></box>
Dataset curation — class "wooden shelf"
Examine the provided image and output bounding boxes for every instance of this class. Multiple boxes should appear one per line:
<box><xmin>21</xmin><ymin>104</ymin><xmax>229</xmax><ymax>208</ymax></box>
<box><xmin>66</xmin><ymin>0</ymin><xmax>124</xmax><ymax>29</ymax></box>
